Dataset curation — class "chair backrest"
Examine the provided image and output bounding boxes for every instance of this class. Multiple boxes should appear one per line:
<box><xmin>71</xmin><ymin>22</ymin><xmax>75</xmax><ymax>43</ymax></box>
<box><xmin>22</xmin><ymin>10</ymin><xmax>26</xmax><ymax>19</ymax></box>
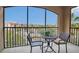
<box><xmin>59</xmin><ymin>32</ymin><xmax>70</xmax><ymax>41</ymax></box>
<box><xmin>27</xmin><ymin>33</ymin><xmax>32</xmax><ymax>45</ymax></box>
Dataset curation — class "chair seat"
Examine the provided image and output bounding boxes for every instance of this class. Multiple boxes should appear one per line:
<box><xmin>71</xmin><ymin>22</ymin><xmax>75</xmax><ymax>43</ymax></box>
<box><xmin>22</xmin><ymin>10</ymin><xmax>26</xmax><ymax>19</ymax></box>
<box><xmin>54</xmin><ymin>40</ymin><xmax>66</xmax><ymax>44</ymax></box>
<box><xmin>54</xmin><ymin>38</ymin><xmax>66</xmax><ymax>44</ymax></box>
<box><xmin>31</xmin><ymin>41</ymin><xmax>43</xmax><ymax>47</ymax></box>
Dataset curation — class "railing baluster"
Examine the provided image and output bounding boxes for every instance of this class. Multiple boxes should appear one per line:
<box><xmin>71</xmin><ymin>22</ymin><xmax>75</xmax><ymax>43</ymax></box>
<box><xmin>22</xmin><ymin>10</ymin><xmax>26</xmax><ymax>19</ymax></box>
<box><xmin>35</xmin><ymin>27</ymin><xmax>36</xmax><ymax>40</ymax></box>
<box><xmin>22</xmin><ymin>28</ymin><xmax>23</xmax><ymax>45</ymax></box>
<box><xmin>11</xmin><ymin>28</ymin><xmax>12</xmax><ymax>47</ymax></box>
<box><xmin>15</xmin><ymin>27</ymin><xmax>16</xmax><ymax>47</ymax></box>
<box><xmin>75</xmin><ymin>29</ymin><xmax>78</xmax><ymax>45</ymax></box>
<box><xmin>77</xmin><ymin>29</ymin><xmax>78</xmax><ymax>45</ymax></box>
<box><xmin>20</xmin><ymin>28</ymin><xmax>21</xmax><ymax>46</ymax></box>
<box><xmin>11</xmin><ymin>28</ymin><xmax>13</xmax><ymax>47</ymax></box>
<box><xmin>78</xmin><ymin>30</ymin><xmax>79</xmax><ymax>45</ymax></box>
<box><xmin>74</xmin><ymin>28</ymin><xmax>75</xmax><ymax>44</ymax></box>
<box><xmin>4</xmin><ymin>28</ymin><xmax>5</xmax><ymax>48</ymax></box>
<box><xmin>18</xmin><ymin>27</ymin><xmax>19</xmax><ymax>46</ymax></box>
<box><xmin>16</xmin><ymin>27</ymin><xmax>18</xmax><ymax>47</ymax></box>
<box><xmin>21</xmin><ymin>28</ymin><xmax>22</xmax><ymax>46</ymax></box>
<box><xmin>7</xmin><ymin>27</ymin><xmax>8</xmax><ymax>48</ymax></box>
<box><xmin>71</xmin><ymin>28</ymin><xmax>73</xmax><ymax>43</ymax></box>
<box><xmin>21</xmin><ymin>28</ymin><xmax>23</xmax><ymax>46</ymax></box>
<box><xmin>12</xmin><ymin>28</ymin><xmax>14</xmax><ymax>47</ymax></box>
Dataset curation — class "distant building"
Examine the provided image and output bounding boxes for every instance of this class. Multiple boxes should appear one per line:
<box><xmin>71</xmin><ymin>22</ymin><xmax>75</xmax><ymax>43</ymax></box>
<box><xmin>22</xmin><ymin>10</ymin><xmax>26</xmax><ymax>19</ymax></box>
<box><xmin>5</xmin><ymin>22</ymin><xmax>16</xmax><ymax>27</ymax></box>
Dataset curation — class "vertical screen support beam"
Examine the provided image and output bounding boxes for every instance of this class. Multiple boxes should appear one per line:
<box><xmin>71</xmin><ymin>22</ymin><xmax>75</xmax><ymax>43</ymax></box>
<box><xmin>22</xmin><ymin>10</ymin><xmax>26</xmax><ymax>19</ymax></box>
<box><xmin>27</xmin><ymin>6</ymin><xmax>29</xmax><ymax>45</ymax></box>
<box><xmin>45</xmin><ymin>9</ymin><xmax>47</xmax><ymax>32</ymax></box>
<box><xmin>3</xmin><ymin>7</ymin><xmax>5</xmax><ymax>48</ymax></box>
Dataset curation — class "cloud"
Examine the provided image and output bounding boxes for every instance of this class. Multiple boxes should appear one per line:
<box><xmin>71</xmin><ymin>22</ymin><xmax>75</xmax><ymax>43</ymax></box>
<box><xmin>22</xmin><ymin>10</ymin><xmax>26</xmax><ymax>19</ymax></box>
<box><xmin>72</xmin><ymin>7</ymin><xmax>79</xmax><ymax>13</ymax></box>
<box><xmin>71</xmin><ymin>7</ymin><xmax>79</xmax><ymax>16</ymax></box>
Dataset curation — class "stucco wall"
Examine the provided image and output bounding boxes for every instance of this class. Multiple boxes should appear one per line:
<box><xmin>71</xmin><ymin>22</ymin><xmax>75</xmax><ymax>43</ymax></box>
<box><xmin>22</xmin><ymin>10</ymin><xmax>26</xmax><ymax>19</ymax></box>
<box><xmin>42</xmin><ymin>6</ymin><xmax>66</xmax><ymax>33</ymax></box>
<box><xmin>63</xmin><ymin>7</ymin><xmax>71</xmax><ymax>33</ymax></box>
<box><xmin>0</xmin><ymin>7</ymin><xmax>4</xmax><ymax>51</ymax></box>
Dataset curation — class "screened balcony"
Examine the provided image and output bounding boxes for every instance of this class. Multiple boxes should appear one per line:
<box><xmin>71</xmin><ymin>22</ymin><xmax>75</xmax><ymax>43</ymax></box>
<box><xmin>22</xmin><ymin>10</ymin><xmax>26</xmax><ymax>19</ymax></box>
<box><xmin>0</xmin><ymin>6</ymin><xmax>79</xmax><ymax>53</ymax></box>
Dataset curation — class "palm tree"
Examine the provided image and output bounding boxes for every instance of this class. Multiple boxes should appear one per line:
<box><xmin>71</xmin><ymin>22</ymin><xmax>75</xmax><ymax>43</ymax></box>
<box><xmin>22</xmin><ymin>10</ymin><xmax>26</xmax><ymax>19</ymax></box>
<box><xmin>73</xmin><ymin>16</ymin><xmax>79</xmax><ymax>27</ymax></box>
<box><xmin>71</xmin><ymin>13</ymin><xmax>79</xmax><ymax>27</ymax></box>
<box><xmin>74</xmin><ymin>16</ymin><xmax>79</xmax><ymax>21</ymax></box>
<box><xmin>71</xmin><ymin>13</ymin><xmax>79</xmax><ymax>21</ymax></box>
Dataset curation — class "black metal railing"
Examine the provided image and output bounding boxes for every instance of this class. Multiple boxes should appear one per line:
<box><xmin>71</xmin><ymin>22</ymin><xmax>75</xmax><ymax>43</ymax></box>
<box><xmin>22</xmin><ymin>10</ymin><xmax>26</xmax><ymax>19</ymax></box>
<box><xmin>70</xmin><ymin>27</ymin><xmax>79</xmax><ymax>46</ymax></box>
<box><xmin>4</xmin><ymin>27</ymin><xmax>58</xmax><ymax>48</ymax></box>
<box><xmin>4</xmin><ymin>27</ymin><xmax>27</xmax><ymax>48</ymax></box>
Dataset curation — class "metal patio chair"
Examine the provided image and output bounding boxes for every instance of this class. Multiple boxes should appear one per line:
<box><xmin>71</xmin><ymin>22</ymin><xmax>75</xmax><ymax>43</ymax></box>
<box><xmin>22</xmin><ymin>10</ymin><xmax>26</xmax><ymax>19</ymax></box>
<box><xmin>54</xmin><ymin>32</ymin><xmax>70</xmax><ymax>53</ymax></box>
<box><xmin>27</xmin><ymin>33</ymin><xmax>43</xmax><ymax>53</ymax></box>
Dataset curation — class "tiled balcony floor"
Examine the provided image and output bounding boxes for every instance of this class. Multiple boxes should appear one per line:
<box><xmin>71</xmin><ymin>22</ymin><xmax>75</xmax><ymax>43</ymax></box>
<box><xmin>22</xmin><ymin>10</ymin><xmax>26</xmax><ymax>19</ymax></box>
<box><xmin>1</xmin><ymin>43</ymin><xmax>79</xmax><ymax>53</ymax></box>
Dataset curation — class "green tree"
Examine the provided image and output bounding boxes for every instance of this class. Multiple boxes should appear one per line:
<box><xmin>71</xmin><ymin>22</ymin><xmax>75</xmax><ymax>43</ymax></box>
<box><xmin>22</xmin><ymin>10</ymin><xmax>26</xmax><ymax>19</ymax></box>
<box><xmin>71</xmin><ymin>13</ymin><xmax>79</xmax><ymax>27</ymax></box>
<box><xmin>74</xmin><ymin>16</ymin><xmax>79</xmax><ymax>21</ymax></box>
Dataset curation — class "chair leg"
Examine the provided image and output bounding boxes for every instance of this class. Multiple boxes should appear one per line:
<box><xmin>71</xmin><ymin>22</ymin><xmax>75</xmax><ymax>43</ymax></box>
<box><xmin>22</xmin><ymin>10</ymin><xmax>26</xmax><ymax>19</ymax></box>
<box><xmin>45</xmin><ymin>46</ymin><xmax>49</xmax><ymax>53</ymax></box>
<box><xmin>40</xmin><ymin>46</ymin><xmax>42</xmax><ymax>49</ymax></box>
<box><xmin>66</xmin><ymin>43</ymin><xmax>67</xmax><ymax>53</ymax></box>
<box><xmin>30</xmin><ymin>46</ymin><xmax>32</xmax><ymax>53</ymax></box>
<box><xmin>51</xmin><ymin>42</ymin><xmax>53</xmax><ymax>47</ymax></box>
<box><xmin>42</xmin><ymin>45</ymin><xmax>43</xmax><ymax>53</ymax></box>
<box><xmin>27</xmin><ymin>40</ymin><xmax>29</xmax><ymax>45</ymax></box>
<box><xmin>58</xmin><ymin>44</ymin><xmax>60</xmax><ymax>53</ymax></box>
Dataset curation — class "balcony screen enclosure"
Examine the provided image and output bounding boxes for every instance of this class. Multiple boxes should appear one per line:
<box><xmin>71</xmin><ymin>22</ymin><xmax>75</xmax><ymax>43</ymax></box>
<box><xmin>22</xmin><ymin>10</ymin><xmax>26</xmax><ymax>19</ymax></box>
<box><xmin>70</xmin><ymin>7</ymin><xmax>79</xmax><ymax>46</ymax></box>
<box><xmin>4</xmin><ymin>6</ymin><xmax>58</xmax><ymax>48</ymax></box>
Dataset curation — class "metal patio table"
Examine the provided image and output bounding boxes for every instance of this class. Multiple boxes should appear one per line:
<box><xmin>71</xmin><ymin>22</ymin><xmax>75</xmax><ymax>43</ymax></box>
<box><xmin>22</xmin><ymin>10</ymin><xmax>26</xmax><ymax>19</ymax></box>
<box><xmin>43</xmin><ymin>36</ymin><xmax>57</xmax><ymax>53</ymax></box>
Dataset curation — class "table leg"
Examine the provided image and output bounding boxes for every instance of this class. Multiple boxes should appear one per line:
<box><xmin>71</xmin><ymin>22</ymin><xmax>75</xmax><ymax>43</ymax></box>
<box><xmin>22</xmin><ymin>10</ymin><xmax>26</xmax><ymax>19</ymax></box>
<box><xmin>49</xmin><ymin>46</ymin><xmax>56</xmax><ymax>53</ymax></box>
<box><xmin>45</xmin><ymin>46</ymin><xmax>49</xmax><ymax>53</ymax></box>
<box><xmin>45</xmin><ymin>41</ymin><xmax>56</xmax><ymax>53</ymax></box>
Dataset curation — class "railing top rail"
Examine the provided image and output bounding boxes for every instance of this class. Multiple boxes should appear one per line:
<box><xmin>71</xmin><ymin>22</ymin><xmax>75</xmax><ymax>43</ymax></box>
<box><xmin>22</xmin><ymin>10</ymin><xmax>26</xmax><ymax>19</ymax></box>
<box><xmin>70</xmin><ymin>27</ymin><xmax>79</xmax><ymax>29</ymax></box>
<box><xmin>4</xmin><ymin>27</ymin><xmax>58</xmax><ymax>28</ymax></box>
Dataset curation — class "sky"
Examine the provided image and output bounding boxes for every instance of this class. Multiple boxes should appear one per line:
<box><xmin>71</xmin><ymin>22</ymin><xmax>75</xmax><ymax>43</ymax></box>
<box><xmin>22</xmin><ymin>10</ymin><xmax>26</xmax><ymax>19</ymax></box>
<box><xmin>71</xmin><ymin>6</ymin><xmax>79</xmax><ymax>23</ymax></box>
<box><xmin>72</xmin><ymin>6</ymin><xmax>79</xmax><ymax>16</ymax></box>
<box><xmin>5</xmin><ymin>7</ymin><xmax>57</xmax><ymax>25</ymax></box>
